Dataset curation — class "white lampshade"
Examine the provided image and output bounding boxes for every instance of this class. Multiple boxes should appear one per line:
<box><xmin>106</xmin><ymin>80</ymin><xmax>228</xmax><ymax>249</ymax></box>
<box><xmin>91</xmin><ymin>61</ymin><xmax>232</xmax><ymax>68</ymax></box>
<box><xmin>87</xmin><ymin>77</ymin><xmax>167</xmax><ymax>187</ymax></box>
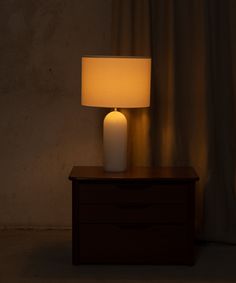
<box><xmin>81</xmin><ymin>56</ymin><xmax>151</xmax><ymax>108</ymax></box>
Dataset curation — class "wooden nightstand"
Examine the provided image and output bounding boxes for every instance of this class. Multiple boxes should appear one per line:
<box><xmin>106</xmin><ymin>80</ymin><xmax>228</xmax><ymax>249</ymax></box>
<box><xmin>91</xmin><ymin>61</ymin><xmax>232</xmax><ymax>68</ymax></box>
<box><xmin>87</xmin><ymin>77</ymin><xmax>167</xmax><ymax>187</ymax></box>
<box><xmin>69</xmin><ymin>166</ymin><xmax>199</xmax><ymax>265</ymax></box>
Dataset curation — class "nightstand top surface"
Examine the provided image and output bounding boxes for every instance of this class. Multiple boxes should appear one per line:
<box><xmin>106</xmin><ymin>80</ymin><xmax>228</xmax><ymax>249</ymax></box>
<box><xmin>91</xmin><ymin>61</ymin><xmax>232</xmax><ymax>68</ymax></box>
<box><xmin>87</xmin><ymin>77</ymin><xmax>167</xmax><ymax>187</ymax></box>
<box><xmin>69</xmin><ymin>166</ymin><xmax>199</xmax><ymax>182</ymax></box>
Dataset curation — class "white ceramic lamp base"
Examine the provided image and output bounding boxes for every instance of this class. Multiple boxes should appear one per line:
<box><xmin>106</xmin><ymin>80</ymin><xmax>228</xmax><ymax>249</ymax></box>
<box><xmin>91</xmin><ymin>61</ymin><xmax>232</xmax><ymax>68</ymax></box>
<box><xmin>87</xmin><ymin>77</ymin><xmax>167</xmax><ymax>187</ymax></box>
<box><xmin>103</xmin><ymin>110</ymin><xmax>127</xmax><ymax>172</ymax></box>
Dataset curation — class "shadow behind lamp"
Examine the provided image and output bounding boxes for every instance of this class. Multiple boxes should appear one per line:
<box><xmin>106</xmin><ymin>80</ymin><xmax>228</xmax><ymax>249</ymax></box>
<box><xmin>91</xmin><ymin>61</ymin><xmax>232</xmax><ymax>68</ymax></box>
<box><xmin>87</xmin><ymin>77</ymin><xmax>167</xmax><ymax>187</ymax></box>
<box><xmin>81</xmin><ymin>56</ymin><xmax>151</xmax><ymax>172</ymax></box>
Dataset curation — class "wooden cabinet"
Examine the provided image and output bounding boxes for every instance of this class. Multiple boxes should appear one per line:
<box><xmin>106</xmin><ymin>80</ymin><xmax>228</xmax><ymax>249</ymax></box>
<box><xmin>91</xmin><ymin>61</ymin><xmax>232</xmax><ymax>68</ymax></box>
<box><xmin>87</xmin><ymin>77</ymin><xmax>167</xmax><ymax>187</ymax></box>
<box><xmin>69</xmin><ymin>166</ymin><xmax>199</xmax><ymax>265</ymax></box>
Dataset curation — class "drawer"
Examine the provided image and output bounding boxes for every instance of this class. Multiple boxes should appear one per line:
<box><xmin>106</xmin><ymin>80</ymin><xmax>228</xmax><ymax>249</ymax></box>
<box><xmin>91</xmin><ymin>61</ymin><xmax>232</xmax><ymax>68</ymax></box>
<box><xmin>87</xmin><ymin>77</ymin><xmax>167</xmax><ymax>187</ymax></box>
<box><xmin>78</xmin><ymin>223</ymin><xmax>193</xmax><ymax>264</ymax></box>
<box><xmin>79</xmin><ymin>203</ymin><xmax>187</xmax><ymax>223</ymax></box>
<box><xmin>78</xmin><ymin>182</ymin><xmax>191</xmax><ymax>203</ymax></box>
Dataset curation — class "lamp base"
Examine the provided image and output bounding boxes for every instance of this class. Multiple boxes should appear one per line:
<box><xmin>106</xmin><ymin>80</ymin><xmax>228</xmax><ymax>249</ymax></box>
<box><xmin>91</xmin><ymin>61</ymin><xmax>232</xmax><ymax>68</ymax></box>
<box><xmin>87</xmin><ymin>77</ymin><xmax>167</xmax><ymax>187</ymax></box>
<box><xmin>103</xmin><ymin>110</ymin><xmax>127</xmax><ymax>172</ymax></box>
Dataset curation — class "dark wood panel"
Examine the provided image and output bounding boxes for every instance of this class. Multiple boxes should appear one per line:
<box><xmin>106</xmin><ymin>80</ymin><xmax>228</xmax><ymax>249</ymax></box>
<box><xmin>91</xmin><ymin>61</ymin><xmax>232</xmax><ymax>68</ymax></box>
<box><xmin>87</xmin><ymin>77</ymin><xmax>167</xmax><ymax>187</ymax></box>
<box><xmin>72</xmin><ymin>181</ymin><xmax>79</xmax><ymax>265</ymax></box>
<box><xmin>79</xmin><ymin>183</ymin><xmax>189</xmax><ymax>203</ymax></box>
<box><xmin>69</xmin><ymin>166</ymin><xmax>199</xmax><ymax>182</ymax></box>
<box><xmin>69</xmin><ymin>166</ymin><xmax>199</xmax><ymax>265</ymax></box>
<box><xmin>79</xmin><ymin>203</ymin><xmax>187</xmax><ymax>223</ymax></box>
<box><xmin>78</xmin><ymin>224</ymin><xmax>193</xmax><ymax>264</ymax></box>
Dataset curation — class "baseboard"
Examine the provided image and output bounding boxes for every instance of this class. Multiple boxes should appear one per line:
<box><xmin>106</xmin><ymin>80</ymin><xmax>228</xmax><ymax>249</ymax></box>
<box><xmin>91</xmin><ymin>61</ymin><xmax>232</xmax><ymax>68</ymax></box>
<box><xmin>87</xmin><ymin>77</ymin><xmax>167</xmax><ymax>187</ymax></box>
<box><xmin>0</xmin><ymin>225</ymin><xmax>72</xmax><ymax>230</ymax></box>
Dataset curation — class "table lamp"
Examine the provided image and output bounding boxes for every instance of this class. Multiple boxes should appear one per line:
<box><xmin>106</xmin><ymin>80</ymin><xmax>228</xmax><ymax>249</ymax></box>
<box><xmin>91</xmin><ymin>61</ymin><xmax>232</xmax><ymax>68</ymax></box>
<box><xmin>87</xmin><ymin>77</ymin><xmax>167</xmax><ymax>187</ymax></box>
<box><xmin>81</xmin><ymin>56</ymin><xmax>151</xmax><ymax>172</ymax></box>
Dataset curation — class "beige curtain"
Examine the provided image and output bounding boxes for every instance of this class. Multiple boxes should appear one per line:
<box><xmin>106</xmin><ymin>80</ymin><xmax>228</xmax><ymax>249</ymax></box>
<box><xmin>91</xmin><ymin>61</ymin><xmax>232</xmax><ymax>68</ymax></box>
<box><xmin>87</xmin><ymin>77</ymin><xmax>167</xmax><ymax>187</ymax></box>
<box><xmin>112</xmin><ymin>0</ymin><xmax>151</xmax><ymax>167</ymax></box>
<box><xmin>112</xmin><ymin>0</ymin><xmax>236</xmax><ymax>242</ymax></box>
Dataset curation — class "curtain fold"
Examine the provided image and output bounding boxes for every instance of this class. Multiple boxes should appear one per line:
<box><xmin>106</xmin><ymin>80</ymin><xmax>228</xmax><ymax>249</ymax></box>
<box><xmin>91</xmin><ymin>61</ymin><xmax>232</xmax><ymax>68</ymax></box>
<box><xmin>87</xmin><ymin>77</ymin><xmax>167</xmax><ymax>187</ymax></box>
<box><xmin>112</xmin><ymin>0</ymin><xmax>152</xmax><ymax>167</ymax></box>
<box><xmin>150</xmin><ymin>0</ymin><xmax>209</xmax><ymax>232</ymax></box>
<box><xmin>111</xmin><ymin>0</ymin><xmax>236</xmax><ymax>242</ymax></box>
<box><xmin>203</xmin><ymin>0</ymin><xmax>236</xmax><ymax>242</ymax></box>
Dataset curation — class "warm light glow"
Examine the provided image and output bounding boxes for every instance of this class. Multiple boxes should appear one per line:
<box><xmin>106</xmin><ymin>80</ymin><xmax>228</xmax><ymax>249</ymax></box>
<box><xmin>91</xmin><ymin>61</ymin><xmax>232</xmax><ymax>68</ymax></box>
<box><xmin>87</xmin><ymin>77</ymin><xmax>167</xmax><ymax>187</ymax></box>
<box><xmin>81</xmin><ymin>56</ymin><xmax>151</xmax><ymax>108</ymax></box>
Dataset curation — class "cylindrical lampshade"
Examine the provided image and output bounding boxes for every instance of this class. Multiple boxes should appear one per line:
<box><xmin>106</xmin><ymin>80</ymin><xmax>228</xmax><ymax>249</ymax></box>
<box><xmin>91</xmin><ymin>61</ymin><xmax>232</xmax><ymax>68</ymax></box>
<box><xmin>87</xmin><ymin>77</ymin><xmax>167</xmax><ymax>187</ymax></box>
<box><xmin>81</xmin><ymin>56</ymin><xmax>151</xmax><ymax>108</ymax></box>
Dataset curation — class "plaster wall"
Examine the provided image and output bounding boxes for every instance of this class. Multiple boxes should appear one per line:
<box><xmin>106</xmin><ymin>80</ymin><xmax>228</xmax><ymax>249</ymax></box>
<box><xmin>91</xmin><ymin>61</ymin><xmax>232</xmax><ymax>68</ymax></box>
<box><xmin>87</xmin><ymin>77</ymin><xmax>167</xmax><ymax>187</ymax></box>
<box><xmin>0</xmin><ymin>0</ymin><xmax>111</xmax><ymax>227</ymax></box>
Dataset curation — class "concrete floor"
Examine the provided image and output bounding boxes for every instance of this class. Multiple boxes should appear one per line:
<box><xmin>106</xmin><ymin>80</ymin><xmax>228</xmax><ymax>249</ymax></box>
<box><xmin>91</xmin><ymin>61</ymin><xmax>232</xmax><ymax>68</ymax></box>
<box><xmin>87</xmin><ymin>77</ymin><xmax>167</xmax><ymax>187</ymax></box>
<box><xmin>0</xmin><ymin>230</ymin><xmax>236</xmax><ymax>283</ymax></box>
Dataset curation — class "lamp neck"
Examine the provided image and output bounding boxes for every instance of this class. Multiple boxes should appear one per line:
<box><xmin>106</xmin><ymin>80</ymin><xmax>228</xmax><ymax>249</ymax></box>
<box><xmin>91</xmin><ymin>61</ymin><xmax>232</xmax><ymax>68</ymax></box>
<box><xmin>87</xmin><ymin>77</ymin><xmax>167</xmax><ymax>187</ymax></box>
<box><xmin>114</xmin><ymin>108</ymin><xmax>117</xmax><ymax>111</ymax></box>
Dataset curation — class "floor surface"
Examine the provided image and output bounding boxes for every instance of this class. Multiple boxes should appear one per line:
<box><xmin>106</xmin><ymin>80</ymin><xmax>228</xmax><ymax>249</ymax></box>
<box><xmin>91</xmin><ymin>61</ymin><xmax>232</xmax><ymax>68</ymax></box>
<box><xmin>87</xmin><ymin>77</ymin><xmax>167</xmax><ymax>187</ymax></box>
<box><xmin>0</xmin><ymin>230</ymin><xmax>236</xmax><ymax>283</ymax></box>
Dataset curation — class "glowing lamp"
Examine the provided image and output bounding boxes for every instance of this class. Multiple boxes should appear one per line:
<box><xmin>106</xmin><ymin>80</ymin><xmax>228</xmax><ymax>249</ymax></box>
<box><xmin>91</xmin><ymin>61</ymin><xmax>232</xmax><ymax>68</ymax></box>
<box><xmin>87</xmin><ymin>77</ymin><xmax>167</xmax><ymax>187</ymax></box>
<box><xmin>81</xmin><ymin>56</ymin><xmax>151</xmax><ymax>172</ymax></box>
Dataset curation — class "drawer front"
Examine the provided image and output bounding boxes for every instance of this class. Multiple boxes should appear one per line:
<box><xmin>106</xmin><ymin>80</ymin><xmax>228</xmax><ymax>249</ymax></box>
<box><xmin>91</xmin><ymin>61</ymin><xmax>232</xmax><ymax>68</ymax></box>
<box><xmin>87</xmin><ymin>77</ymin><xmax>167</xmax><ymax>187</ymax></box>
<box><xmin>79</xmin><ymin>182</ymin><xmax>191</xmax><ymax>203</ymax></box>
<box><xmin>79</xmin><ymin>203</ymin><xmax>187</xmax><ymax>223</ymax></box>
<box><xmin>78</xmin><ymin>224</ymin><xmax>193</xmax><ymax>264</ymax></box>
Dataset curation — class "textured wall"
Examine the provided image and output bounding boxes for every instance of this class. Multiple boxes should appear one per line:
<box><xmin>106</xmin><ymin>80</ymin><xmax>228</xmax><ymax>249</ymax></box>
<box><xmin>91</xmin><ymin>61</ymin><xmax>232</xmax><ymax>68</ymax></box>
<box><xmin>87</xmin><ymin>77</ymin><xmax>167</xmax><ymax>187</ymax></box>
<box><xmin>0</xmin><ymin>0</ymin><xmax>111</xmax><ymax>227</ymax></box>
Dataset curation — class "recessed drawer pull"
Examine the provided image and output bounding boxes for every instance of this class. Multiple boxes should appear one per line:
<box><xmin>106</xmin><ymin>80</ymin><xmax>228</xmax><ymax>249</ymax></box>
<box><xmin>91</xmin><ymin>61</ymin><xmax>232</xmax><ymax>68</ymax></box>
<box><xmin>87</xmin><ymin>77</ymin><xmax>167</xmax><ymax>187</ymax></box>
<box><xmin>115</xmin><ymin>203</ymin><xmax>152</xmax><ymax>209</ymax></box>
<box><xmin>114</xmin><ymin>224</ymin><xmax>153</xmax><ymax>230</ymax></box>
<box><xmin>116</xmin><ymin>184</ymin><xmax>150</xmax><ymax>190</ymax></box>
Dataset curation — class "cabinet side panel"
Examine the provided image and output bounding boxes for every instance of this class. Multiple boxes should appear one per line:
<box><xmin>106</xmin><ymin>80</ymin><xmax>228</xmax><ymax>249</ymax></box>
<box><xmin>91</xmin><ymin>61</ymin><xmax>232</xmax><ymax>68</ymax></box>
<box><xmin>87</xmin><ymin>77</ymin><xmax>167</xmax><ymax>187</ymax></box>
<box><xmin>72</xmin><ymin>181</ymin><xmax>80</xmax><ymax>265</ymax></box>
<box><xmin>186</xmin><ymin>182</ymin><xmax>196</xmax><ymax>265</ymax></box>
